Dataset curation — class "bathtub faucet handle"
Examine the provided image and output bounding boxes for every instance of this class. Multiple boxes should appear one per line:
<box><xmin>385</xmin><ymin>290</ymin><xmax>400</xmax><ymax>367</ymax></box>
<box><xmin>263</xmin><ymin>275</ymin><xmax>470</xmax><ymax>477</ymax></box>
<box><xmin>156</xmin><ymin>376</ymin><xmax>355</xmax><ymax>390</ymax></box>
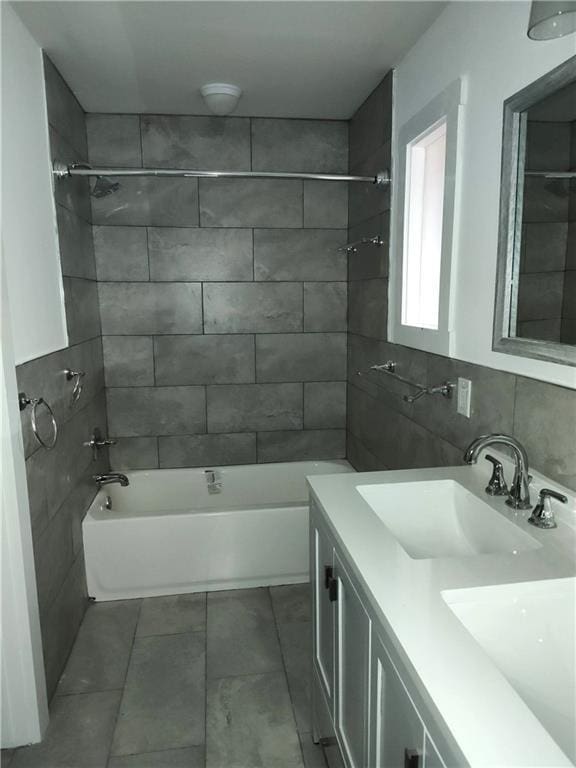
<box><xmin>84</xmin><ymin>428</ymin><xmax>117</xmax><ymax>461</ymax></box>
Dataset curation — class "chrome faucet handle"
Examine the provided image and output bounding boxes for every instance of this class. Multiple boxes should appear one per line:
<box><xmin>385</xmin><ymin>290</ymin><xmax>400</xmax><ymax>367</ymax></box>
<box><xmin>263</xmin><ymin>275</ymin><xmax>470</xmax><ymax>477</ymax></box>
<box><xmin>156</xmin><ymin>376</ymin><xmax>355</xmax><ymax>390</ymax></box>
<box><xmin>528</xmin><ymin>488</ymin><xmax>567</xmax><ymax>529</ymax></box>
<box><xmin>484</xmin><ymin>455</ymin><xmax>508</xmax><ymax>496</ymax></box>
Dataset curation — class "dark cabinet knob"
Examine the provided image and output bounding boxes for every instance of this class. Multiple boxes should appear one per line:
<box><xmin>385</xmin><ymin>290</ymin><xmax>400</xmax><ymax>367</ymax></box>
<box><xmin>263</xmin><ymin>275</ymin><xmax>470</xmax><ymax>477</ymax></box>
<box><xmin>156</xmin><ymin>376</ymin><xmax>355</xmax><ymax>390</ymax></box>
<box><xmin>324</xmin><ymin>565</ymin><xmax>333</xmax><ymax>589</ymax></box>
<box><xmin>404</xmin><ymin>748</ymin><xmax>421</xmax><ymax>768</ymax></box>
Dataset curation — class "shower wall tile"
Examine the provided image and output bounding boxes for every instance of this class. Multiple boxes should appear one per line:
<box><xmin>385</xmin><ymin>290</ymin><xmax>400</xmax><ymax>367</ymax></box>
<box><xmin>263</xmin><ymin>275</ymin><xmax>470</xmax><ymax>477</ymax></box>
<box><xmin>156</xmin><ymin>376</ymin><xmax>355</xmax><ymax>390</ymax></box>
<box><xmin>50</xmin><ymin>128</ymin><xmax>92</xmax><ymax>223</ymax></box>
<box><xmin>348</xmin><ymin>212</ymin><xmax>390</xmax><ymax>280</ymax></box>
<box><xmin>203</xmin><ymin>283</ymin><xmax>302</xmax><ymax>334</ymax></box>
<box><xmin>109</xmin><ymin>437</ymin><xmax>160</xmax><ymax>471</ymax></box>
<box><xmin>148</xmin><ymin>228</ymin><xmax>253</xmax><ymax>282</ymax></box>
<box><xmin>348</xmin><ymin>142</ymin><xmax>392</xmax><ymax>227</ymax></box>
<box><xmin>521</xmin><ymin>222</ymin><xmax>568</xmax><ymax>273</ymax></box>
<box><xmin>158</xmin><ymin>433</ymin><xmax>257</xmax><ymax>469</ymax></box>
<box><xmin>94</xmin><ymin>227</ymin><xmax>149</xmax><ymax>282</ymax></box>
<box><xmin>91</xmin><ymin>177</ymin><xmax>199</xmax><ymax>227</ymax></box>
<box><xmin>303</xmin><ymin>180</ymin><xmax>348</xmax><ymax>229</ymax></box>
<box><xmin>87</xmin><ymin>115</ymin><xmax>142</xmax><ymax>167</ymax></box>
<box><xmin>63</xmin><ymin>277</ymin><xmax>102</xmax><ymax>344</ymax></box>
<box><xmin>107</xmin><ymin>387</ymin><xmax>206</xmax><ymax>437</ymax></box>
<box><xmin>87</xmin><ymin>112</ymin><xmax>348</xmax><ymax>468</ymax></box>
<box><xmin>304</xmin><ymin>382</ymin><xmax>347</xmax><ymax>429</ymax></box>
<box><xmin>207</xmin><ymin>384</ymin><xmax>303</xmax><ymax>433</ymax></box>
<box><xmin>43</xmin><ymin>55</ymin><xmax>87</xmax><ymax>159</ymax></box>
<box><xmin>199</xmin><ymin>178</ymin><xmax>302</xmax><ymax>228</ymax></box>
<box><xmin>253</xmin><ymin>229</ymin><xmax>347</xmax><ymax>281</ymax></box>
<box><xmin>349</xmin><ymin>73</ymin><xmax>393</xmax><ymax>168</ymax></box>
<box><xmin>251</xmin><ymin>119</ymin><xmax>348</xmax><ymax>173</ymax></box>
<box><xmin>516</xmin><ymin>272</ymin><xmax>564</xmax><ymax>322</ymax></box>
<box><xmin>154</xmin><ymin>335</ymin><xmax>255</xmax><ymax>386</ymax></box>
<box><xmin>103</xmin><ymin>336</ymin><xmax>155</xmax><ymax>387</ymax></box>
<box><xmin>257</xmin><ymin>429</ymin><xmax>346</xmax><ymax>463</ymax></box>
<box><xmin>255</xmin><ymin>333</ymin><xmax>347</xmax><ymax>383</ymax></box>
<box><xmin>348</xmin><ymin>278</ymin><xmax>388</xmax><ymax>340</ymax></box>
<box><xmin>56</xmin><ymin>204</ymin><xmax>96</xmax><ymax>280</ymax></box>
<box><xmin>99</xmin><ymin>282</ymin><xmax>202</xmax><ymax>335</ymax></box>
<box><xmin>142</xmin><ymin>115</ymin><xmax>251</xmax><ymax>170</ymax></box>
<box><xmin>303</xmin><ymin>282</ymin><xmax>347</xmax><ymax>331</ymax></box>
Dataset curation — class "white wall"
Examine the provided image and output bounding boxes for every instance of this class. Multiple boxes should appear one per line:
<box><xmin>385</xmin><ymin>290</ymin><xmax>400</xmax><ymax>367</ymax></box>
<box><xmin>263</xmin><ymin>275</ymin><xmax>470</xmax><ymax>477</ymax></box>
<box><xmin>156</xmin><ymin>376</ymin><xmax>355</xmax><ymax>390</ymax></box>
<box><xmin>1</xmin><ymin>3</ymin><xmax>67</xmax><ymax>365</ymax></box>
<box><xmin>392</xmin><ymin>1</ymin><xmax>576</xmax><ymax>389</ymax></box>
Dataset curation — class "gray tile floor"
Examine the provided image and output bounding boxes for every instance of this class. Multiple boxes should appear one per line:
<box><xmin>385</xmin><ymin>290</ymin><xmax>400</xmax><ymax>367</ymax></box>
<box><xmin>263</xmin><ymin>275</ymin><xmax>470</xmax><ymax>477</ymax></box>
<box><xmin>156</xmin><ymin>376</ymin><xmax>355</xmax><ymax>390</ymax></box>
<box><xmin>4</xmin><ymin>585</ymin><xmax>326</xmax><ymax>768</ymax></box>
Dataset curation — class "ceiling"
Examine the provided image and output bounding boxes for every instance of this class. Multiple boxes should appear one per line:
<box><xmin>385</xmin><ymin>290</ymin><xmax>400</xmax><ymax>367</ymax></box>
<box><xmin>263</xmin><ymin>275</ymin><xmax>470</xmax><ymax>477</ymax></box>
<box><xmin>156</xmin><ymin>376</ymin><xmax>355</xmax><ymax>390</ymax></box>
<box><xmin>13</xmin><ymin>1</ymin><xmax>446</xmax><ymax>119</ymax></box>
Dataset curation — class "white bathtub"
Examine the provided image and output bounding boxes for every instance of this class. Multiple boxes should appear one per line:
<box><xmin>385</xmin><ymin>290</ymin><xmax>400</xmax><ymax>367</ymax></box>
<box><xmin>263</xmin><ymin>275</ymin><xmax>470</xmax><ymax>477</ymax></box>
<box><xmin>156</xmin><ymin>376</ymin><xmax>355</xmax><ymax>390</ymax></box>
<box><xmin>83</xmin><ymin>460</ymin><xmax>353</xmax><ymax>601</ymax></box>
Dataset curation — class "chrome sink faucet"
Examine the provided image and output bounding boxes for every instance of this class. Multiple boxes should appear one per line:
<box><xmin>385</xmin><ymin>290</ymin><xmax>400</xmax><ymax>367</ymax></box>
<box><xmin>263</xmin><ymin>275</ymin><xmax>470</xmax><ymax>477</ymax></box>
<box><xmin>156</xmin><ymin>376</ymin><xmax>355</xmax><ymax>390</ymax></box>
<box><xmin>463</xmin><ymin>434</ymin><xmax>531</xmax><ymax>510</ymax></box>
<box><xmin>94</xmin><ymin>472</ymin><xmax>129</xmax><ymax>487</ymax></box>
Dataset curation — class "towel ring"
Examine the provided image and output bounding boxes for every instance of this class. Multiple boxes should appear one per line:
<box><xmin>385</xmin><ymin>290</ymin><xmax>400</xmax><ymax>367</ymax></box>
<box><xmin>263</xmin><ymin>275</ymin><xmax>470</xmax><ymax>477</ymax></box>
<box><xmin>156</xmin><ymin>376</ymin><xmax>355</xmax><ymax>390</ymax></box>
<box><xmin>18</xmin><ymin>393</ymin><xmax>58</xmax><ymax>450</ymax></box>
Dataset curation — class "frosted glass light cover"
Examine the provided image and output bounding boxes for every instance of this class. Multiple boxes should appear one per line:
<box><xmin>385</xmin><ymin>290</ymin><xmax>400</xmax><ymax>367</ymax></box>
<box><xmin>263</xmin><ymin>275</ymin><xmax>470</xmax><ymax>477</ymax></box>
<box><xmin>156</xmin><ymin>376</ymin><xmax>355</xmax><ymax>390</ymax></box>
<box><xmin>528</xmin><ymin>1</ymin><xmax>576</xmax><ymax>39</ymax></box>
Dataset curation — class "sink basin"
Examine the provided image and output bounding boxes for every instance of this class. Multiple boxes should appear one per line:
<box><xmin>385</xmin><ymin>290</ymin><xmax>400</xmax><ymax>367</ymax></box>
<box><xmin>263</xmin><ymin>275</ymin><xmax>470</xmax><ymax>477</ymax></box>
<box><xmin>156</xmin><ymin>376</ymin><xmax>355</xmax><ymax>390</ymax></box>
<box><xmin>356</xmin><ymin>479</ymin><xmax>540</xmax><ymax>559</ymax></box>
<box><xmin>443</xmin><ymin>578</ymin><xmax>576</xmax><ymax>764</ymax></box>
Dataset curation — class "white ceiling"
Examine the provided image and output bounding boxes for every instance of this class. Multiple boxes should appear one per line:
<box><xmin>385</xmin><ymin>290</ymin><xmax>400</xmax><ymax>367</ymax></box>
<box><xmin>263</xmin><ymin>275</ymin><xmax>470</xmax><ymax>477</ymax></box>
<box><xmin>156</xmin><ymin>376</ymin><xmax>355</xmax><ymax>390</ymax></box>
<box><xmin>13</xmin><ymin>1</ymin><xmax>446</xmax><ymax>119</ymax></box>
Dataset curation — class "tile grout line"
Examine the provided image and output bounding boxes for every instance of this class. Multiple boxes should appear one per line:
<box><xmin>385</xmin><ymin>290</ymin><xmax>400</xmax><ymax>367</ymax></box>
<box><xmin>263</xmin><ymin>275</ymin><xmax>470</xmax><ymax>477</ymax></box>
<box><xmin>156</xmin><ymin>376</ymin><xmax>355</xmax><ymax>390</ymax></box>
<box><xmin>267</xmin><ymin>588</ymin><xmax>307</xmax><ymax>768</ymax></box>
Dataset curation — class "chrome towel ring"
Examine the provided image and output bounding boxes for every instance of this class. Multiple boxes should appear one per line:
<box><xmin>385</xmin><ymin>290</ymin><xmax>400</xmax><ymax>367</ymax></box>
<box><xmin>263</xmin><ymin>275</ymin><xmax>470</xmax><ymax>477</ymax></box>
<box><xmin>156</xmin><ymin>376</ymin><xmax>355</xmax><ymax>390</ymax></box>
<box><xmin>18</xmin><ymin>393</ymin><xmax>58</xmax><ymax>450</ymax></box>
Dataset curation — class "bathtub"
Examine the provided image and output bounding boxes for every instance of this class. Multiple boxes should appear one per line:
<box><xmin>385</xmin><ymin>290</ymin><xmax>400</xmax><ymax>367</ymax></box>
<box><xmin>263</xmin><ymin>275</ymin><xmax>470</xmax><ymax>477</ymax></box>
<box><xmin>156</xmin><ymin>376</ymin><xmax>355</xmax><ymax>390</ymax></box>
<box><xmin>83</xmin><ymin>460</ymin><xmax>353</xmax><ymax>601</ymax></box>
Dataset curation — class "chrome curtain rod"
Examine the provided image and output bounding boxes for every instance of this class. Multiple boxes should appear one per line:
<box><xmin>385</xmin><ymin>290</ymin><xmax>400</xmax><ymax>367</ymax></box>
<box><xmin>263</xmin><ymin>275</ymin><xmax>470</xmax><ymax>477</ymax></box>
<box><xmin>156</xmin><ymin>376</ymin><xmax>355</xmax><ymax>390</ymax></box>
<box><xmin>52</xmin><ymin>160</ymin><xmax>390</xmax><ymax>186</ymax></box>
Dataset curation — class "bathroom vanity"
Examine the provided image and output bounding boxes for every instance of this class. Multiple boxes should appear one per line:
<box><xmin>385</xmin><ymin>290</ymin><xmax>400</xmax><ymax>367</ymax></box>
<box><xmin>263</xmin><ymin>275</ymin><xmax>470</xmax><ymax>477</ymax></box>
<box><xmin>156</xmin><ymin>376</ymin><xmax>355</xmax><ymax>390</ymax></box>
<box><xmin>308</xmin><ymin>461</ymin><xmax>576</xmax><ymax>767</ymax></box>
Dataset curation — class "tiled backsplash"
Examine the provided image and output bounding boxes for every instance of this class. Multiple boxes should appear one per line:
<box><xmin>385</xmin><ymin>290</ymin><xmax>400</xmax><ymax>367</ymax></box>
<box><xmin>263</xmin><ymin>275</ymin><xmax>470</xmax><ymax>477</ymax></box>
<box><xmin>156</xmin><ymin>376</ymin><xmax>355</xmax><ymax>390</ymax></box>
<box><xmin>86</xmin><ymin>113</ymin><xmax>349</xmax><ymax>469</ymax></box>
<box><xmin>15</xmin><ymin>57</ymin><xmax>108</xmax><ymax>698</ymax></box>
<box><xmin>346</xmin><ymin>72</ymin><xmax>576</xmax><ymax>493</ymax></box>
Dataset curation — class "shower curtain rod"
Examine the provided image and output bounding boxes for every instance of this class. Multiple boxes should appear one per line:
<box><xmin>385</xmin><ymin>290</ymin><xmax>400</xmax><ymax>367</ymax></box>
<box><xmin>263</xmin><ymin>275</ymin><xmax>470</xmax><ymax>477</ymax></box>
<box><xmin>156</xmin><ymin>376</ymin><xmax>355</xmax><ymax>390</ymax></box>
<box><xmin>52</xmin><ymin>160</ymin><xmax>390</xmax><ymax>186</ymax></box>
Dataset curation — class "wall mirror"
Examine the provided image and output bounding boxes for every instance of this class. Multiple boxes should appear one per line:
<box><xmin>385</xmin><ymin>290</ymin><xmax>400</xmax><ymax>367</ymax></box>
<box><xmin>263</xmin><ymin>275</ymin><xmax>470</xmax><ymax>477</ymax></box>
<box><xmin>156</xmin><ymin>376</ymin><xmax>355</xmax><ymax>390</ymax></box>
<box><xmin>493</xmin><ymin>56</ymin><xmax>575</xmax><ymax>367</ymax></box>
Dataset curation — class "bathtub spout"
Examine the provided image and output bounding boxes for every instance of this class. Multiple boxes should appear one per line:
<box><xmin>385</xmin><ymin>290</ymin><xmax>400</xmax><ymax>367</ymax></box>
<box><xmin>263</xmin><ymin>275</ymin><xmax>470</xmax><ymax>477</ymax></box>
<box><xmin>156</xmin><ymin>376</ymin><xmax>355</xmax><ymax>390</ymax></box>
<box><xmin>94</xmin><ymin>472</ymin><xmax>129</xmax><ymax>487</ymax></box>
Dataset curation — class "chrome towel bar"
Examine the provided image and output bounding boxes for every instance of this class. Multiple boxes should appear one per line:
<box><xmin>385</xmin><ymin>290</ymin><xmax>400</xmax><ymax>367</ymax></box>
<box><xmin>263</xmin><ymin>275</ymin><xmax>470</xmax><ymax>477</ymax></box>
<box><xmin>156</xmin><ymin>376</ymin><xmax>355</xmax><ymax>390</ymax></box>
<box><xmin>356</xmin><ymin>361</ymin><xmax>455</xmax><ymax>403</ymax></box>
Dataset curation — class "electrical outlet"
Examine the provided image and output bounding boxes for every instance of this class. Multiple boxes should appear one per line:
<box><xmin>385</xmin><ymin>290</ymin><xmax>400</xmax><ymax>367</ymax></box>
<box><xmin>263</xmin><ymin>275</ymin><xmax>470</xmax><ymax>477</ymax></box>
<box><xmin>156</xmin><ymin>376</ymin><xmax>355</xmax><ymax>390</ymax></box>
<box><xmin>457</xmin><ymin>377</ymin><xmax>472</xmax><ymax>418</ymax></box>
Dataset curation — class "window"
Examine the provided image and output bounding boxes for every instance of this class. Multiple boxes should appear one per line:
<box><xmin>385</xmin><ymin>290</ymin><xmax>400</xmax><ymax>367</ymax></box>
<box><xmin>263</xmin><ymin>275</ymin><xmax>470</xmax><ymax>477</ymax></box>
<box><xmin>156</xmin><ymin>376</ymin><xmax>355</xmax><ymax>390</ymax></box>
<box><xmin>390</xmin><ymin>80</ymin><xmax>462</xmax><ymax>355</ymax></box>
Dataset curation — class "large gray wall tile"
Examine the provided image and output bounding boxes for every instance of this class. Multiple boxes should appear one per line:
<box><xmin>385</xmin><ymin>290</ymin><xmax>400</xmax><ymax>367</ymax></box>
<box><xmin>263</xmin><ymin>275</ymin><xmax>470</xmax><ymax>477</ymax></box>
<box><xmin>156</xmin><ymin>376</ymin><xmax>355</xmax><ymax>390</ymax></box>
<box><xmin>154</xmin><ymin>335</ymin><xmax>254</xmax><ymax>385</ymax></box>
<box><xmin>304</xmin><ymin>282</ymin><xmax>347</xmax><ymax>331</ymax></box>
<box><xmin>514</xmin><ymin>377</ymin><xmax>576</xmax><ymax>490</ymax></box>
<box><xmin>254</xmin><ymin>230</ymin><xmax>346</xmax><ymax>281</ymax></box>
<box><xmin>303</xmin><ymin>181</ymin><xmax>348</xmax><ymax>229</ymax></box>
<box><xmin>50</xmin><ymin>127</ymin><xmax>92</xmax><ymax>223</ymax></box>
<box><xmin>257</xmin><ymin>429</ymin><xmax>346</xmax><ymax>462</ymax></box>
<box><xmin>348</xmin><ymin>143</ymin><xmax>392</xmax><ymax>227</ymax></box>
<box><xmin>43</xmin><ymin>55</ymin><xmax>87</xmax><ymax>158</ymax></box>
<box><xmin>199</xmin><ymin>179</ymin><xmax>302</xmax><ymax>228</ymax></box>
<box><xmin>87</xmin><ymin>115</ymin><xmax>142</xmax><ymax>167</ymax></box>
<box><xmin>521</xmin><ymin>222</ymin><xmax>568</xmax><ymax>273</ymax></box>
<box><xmin>92</xmin><ymin>177</ymin><xmax>199</xmax><ymax>227</ymax></box>
<box><xmin>109</xmin><ymin>437</ymin><xmax>159</xmax><ymax>470</ymax></box>
<box><xmin>517</xmin><ymin>272</ymin><xmax>564</xmax><ymax>322</ymax></box>
<box><xmin>304</xmin><ymin>382</ymin><xmax>346</xmax><ymax>428</ymax></box>
<box><xmin>159</xmin><ymin>433</ymin><xmax>256</xmax><ymax>469</ymax></box>
<box><xmin>207</xmin><ymin>384</ymin><xmax>302</xmax><ymax>433</ymax></box>
<box><xmin>142</xmin><ymin>115</ymin><xmax>250</xmax><ymax>170</ymax></box>
<box><xmin>56</xmin><ymin>204</ymin><xmax>96</xmax><ymax>280</ymax></box>
<box><xmin>103</xmin><ymin>336</ymin><xmax>154</xmax><ymax>387</ymax></box>
<box><xmin>111</xmin><ymin>632</ymin><xmax>205</xmax><ymax>755</ymax></box>
<box><xmin>349</xmin><ymin>73</ymin><xmax>393</xmax><ymax>168</ymax></box>
<box><xmin>203</xmin><ymin>283</ymin><xmax>302</xmax><ymax>333</ymax></box>
<box><xmin>63</xmin><ymin>278</ymin><xmax>101</xmax><ymax>344</ymax></box>
<box><xmin>347</xmin><ymin>212</ymin><xmax>389</xmax><ymax>280</ymax></box>
<box><xmin>148</xmin><ymin>227</ymin><xmax>253</xmax><ymax>281</ymax></box>
<box><xmin>107</xmin><ymin>387</ymin><xmax>206</xmax><ymax>437</ymax></box>
<box><xmin>256</xmin><ymin>333</ymin><xmax>346</xmax><ymax>382</ymax></box>
<box><xmin>99</xmin><ymin>283</ymin><xmax>202</xmax><ymax>335</ymax></box>
<box><xmin>94</xmin><ymin>227</ymin><xmax>149</xmax><ymax>281</ymax></box>
<box><xmin>348</xmin><ymin>279</ymin><xmax>388</xmax><ymax>340</ymax></box>
<box><xmin>252</xmin><ymin>118</ymin><xmax>347</xmax><ymax>173</ymax></box>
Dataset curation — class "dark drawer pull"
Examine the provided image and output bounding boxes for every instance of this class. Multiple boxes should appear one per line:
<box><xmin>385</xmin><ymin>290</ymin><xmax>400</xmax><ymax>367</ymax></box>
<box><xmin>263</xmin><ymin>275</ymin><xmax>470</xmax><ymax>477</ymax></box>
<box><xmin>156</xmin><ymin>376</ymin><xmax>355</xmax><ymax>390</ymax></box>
<box><xmin>404</xmin><ymin>748</ymin><xmax>421</xmax><ymax>768</ymax></box>
<box><xmin>328</xmin><ymin>577</ymin><xmax>338</xmax><ymax>602</ymax></box>
<box><xmin>324</xmin><ymin>565</ymin><xmax>333</xmax><ymax>589</ymax></box>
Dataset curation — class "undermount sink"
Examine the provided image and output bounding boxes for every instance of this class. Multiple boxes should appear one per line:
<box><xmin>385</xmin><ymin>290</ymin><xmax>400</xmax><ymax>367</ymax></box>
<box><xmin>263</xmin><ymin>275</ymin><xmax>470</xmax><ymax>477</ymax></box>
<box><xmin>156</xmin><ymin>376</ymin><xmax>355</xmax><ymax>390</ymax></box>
<box><xmin>443</xmin><ymin>578</ymin><xmax>576</xmax><ymax>764</ymax></box>
<box><xmin>356</xmin><ymin>479</ymin><xmax>540</xmax><ymax>560</ymax></box>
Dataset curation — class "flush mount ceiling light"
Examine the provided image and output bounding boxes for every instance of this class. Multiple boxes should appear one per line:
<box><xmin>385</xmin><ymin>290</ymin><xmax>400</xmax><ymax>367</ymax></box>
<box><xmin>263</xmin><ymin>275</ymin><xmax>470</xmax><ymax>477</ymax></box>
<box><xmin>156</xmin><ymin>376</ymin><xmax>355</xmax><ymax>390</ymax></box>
<box><xmin>528</xmin><ymin>1</ymin><xmax>576</xmax><ymax>39</ymax></box>
<box><xmin>200</xmin><ymin>83</ymin><xmax>242</xmax><ymax>115</ymax></box>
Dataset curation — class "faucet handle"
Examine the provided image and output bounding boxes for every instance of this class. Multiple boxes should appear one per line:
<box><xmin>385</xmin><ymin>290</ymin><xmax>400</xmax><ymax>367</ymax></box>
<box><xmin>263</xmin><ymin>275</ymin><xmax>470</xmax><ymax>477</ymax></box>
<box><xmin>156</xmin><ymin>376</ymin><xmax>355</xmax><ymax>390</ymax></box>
<box><xmin>528</xmin><ymin>488</ymin><xmax>567</xmax><ymax>529</ymax></box>
<box><xmin>484</xmin><ymin>454</ymin><xmax>508</xmax><ymax>496</ymax></box>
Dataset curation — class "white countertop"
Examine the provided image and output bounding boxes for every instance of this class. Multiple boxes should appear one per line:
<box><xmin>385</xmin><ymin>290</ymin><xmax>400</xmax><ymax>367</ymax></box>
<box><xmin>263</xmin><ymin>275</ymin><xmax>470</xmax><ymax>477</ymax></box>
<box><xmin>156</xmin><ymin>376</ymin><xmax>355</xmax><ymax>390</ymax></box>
<box><xmin>308</xmin><ymin>458</ymin><xmax>576</xmax><ymax>767</ymax></box>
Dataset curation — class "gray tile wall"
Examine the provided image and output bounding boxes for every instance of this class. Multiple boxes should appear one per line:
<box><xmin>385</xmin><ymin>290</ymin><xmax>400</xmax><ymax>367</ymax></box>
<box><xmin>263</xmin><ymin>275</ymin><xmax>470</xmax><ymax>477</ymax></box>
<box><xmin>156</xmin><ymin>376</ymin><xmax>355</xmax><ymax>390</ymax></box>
<box><xmin>87</xmin><ymin>114</ymin><xmax>349</xmax><ymax>468</ymax></box>
<box><xmin>14</xmin><ymin>57</ymin><xmax>108</xmax><ymax>698</ymax></box>
<box><xmin>563</xmin><ymin>122</ymin><xmax>576</xmax><ymax>343</ymax></box>
<box><xmin>347</xmin><ymin>73</ymin><xmax>576</xmax><ymax>493</ymax></box>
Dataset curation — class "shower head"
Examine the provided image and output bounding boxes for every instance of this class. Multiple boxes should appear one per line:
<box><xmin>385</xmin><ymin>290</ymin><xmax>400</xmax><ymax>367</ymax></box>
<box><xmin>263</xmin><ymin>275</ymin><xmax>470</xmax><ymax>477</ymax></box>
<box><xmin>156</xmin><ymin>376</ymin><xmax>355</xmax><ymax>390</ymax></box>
<box><xmin>91</xmin><ymin>176</ymin><xmax>121</xmax><ymax>198</ymax></box>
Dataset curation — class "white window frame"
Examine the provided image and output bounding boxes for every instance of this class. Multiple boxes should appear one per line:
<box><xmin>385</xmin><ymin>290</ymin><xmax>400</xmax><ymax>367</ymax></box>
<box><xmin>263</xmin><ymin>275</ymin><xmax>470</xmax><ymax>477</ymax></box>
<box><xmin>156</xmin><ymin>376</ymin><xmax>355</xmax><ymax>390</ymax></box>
<box><xmin>389</xmin><ymin>79</ymin><xmax>463</xmax><ymax>356</ymax></box>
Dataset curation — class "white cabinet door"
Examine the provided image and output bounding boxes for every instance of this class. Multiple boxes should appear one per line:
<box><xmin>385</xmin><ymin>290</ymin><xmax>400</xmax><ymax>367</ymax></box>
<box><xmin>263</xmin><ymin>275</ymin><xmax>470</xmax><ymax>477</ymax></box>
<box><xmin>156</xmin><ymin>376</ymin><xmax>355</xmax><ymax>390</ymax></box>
<box><xmin>313</xmin><ymin>521</ymin><xmax>335</xmax><ymax>708</ymax></box>
<box><xmin>335</xmin><ymin>553</ymin><xmax>371</xmax><ymax>768</ymax></box>
<box><xmin>424</xmin><ymin>735</ymin><xmax>447</xmax><ymax>768</ymax></box>
<box><xmin>370</xmin><ymin>631</ymin><xmax>426</xmax><ymax>768</ymax></box>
